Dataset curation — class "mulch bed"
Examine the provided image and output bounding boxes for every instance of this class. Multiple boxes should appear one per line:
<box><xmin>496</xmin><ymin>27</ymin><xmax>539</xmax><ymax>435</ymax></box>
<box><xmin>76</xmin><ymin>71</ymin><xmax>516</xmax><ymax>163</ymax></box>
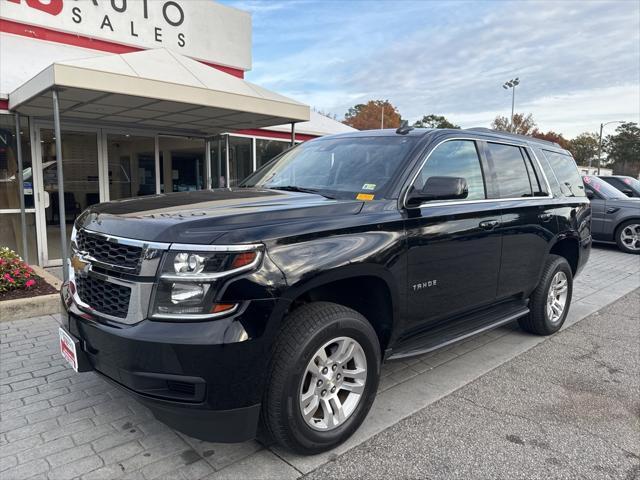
<box><xmin>0</xmin><ymin>275</ymin><xmax>58</xmax><ymax>302</ymax></box>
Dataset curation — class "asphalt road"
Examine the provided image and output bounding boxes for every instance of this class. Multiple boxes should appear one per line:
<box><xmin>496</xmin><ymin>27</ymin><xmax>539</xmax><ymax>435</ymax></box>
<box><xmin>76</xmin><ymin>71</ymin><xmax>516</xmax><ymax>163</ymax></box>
<box><xmin>303</xmin><ymin>289</ymin><xmax>640</xmax><ymax>480</ymax></box>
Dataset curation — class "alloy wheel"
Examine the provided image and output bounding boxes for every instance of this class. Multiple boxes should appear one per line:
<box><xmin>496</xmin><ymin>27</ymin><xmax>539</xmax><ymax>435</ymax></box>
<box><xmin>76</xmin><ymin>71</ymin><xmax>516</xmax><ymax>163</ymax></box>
<box><xmin>547</xmin><ymin>271</ymin><xmax>569</xmax><ymax>323</ymax></box>
<box><xmin>620</xmin><ymin>223</ymin><xmax>640</xmax><ymax>251</ymax></box>
<box><xmin>299</xmin><ymin>336</ymin><xmax>367</xmax><ymax>431</ymax></box>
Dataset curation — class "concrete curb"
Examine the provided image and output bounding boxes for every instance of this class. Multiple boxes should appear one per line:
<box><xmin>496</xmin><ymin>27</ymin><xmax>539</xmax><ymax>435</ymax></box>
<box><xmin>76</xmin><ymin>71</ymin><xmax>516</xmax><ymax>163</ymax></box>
<box><xmin>0</xmin><ymin>266</ymin><xmax>61</xmax><ymax>321</ymax></box>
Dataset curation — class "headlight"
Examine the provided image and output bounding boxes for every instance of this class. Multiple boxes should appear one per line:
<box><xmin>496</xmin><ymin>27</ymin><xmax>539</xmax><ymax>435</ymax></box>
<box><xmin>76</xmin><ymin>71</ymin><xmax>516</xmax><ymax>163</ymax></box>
<box><xmin>150</xmin><ymin>244</ymin><xmax>262</xmax><ymax>320</ymax></box>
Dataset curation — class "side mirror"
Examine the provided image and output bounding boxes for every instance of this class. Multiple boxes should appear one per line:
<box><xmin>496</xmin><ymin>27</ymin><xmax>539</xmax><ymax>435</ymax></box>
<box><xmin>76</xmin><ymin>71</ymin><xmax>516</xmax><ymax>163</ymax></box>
<box><xmin>622</xmin><ymin>189</ymin><xmax>633</xmax><ymax>197</ymax></box>
<box><xmin>586</xmin><ymin>190</ymin><xmax>594</xmax><ymax>200</ymax></box>
<box><xmin>407</xmin><ymin>176</ymin><xmax>468</xmax><ymax>207</ymax></box>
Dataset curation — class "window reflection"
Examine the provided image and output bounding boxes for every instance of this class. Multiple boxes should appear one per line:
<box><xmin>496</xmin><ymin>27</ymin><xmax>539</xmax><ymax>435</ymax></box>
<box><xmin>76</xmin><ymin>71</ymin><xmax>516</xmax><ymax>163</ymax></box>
<box><xmin>107</xmin><ymin>134</ymin><xmax>156</xmax><ymax>200</ymax></box>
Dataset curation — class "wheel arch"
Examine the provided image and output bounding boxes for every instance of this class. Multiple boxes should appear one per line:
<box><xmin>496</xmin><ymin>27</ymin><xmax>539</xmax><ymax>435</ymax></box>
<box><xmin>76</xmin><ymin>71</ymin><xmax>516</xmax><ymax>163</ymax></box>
<box><xmin>613</xmin><ymin>216</ymin><xmax>640</xmax><ymax>241</ymax></box>
<box><xmin>274</xmin><ymin>264</ymin><xmax>400</xmax><ymax>352</ymax></box>
<box><xmin>548</xmin><ymin>235</ymin><xmax>580</xmax><ymax>275</ymax></box>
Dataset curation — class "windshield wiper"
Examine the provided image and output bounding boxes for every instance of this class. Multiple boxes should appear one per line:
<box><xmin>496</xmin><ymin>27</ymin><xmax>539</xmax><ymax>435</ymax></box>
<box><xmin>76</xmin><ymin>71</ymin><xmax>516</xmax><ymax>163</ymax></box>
<box><xmin>268</xmin><ymin>186</ymin><xmax>335</xmax><ymax>199</ymax></box>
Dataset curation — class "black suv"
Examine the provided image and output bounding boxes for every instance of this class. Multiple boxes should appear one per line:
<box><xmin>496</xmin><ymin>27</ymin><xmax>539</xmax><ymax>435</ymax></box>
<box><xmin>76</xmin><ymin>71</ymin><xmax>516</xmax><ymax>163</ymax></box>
<box><xmin>59</xmin><ymin>127</ymin><xmax>591</xmax><ymax>454</ymax></box>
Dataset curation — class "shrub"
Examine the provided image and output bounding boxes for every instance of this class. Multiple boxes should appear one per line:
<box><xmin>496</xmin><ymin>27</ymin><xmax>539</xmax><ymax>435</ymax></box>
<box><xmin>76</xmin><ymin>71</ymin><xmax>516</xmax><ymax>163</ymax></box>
<box><xmin>0</xmin><ymin>247</ymin><xmax>37</xmax><ymax>293</ymax></box>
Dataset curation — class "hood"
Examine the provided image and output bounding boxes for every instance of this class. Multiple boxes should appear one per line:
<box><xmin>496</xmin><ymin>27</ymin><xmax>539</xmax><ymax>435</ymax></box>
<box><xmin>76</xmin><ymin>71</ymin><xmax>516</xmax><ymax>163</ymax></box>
<box><xmin>77</xmin><ymin>188</ymin><xmax>364</xmax><ymax>244</ymax></box>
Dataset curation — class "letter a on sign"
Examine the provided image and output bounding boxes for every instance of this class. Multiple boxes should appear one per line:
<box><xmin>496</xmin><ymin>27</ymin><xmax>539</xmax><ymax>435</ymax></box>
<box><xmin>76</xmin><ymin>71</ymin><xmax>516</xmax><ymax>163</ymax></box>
<box><xmin>7</xmin><ymin>0</ymin><xmax>64</xmax><ymax>16</ymax></box>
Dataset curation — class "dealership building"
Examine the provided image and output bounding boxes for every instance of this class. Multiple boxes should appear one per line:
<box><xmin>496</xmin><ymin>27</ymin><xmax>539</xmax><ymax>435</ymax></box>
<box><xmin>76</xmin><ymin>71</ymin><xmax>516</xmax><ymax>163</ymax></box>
<box><xmin>0</xmin><ymin>0</ymin><xmax>353</xmax><ymax>268</ymax></box>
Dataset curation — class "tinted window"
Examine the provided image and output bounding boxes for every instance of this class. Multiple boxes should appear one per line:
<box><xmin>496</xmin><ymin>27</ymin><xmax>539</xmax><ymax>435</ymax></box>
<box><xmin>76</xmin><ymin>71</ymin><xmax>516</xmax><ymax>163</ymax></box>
<box><xmin>543</xmin><ymin>150</ymin><xmax>586</xmax><ymax>197</ymax></box>
<box><xmin>487</xmin><ymin>143</ymin><xmax>533</xmax><ymax>198</ymax></box>
<box><xmin>415</xmin><ymin>140</ymin><xmax>486</xmax><ymax>201</ymax></box>
<box><xmin>522</xmin><ymin>149</ymin><xmax>546</xmax><ymax>196</ymax></box>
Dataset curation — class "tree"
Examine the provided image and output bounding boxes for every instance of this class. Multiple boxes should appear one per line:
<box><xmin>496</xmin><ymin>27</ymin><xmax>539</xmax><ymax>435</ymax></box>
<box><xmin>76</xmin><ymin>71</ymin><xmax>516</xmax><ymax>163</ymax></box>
<box><xmin>343</xmin><ymin>100</ymin><xmax>402</xmax><ymax>130</ymax></box>
<box><xmin>567</xmin><ymin>132</ymin><xmax>599</xmax><ymax>166</ymax></box>
<box><xmin>491</xmin><ymin>113</ymin><xmax>537</xmax><ymax>136</ymax></box>
<box><xmin>604</xmin><ymin>122</ymin><xmax>640</xmax><ymax>176</ymax></box>
<box><xmin>531</xmin><ymin>130</ymin><xmax>570</xmax><ymax>150</ymax></box>
<box><xmin>413</xmin><ymin>114</ymin><xmax>460</xmax><ymax>129</ymax></box>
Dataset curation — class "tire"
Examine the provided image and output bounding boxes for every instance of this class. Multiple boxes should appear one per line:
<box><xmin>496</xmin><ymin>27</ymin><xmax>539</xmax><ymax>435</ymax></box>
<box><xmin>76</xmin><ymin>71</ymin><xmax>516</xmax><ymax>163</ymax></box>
<box><xmin>615</xmin><ymin>220</ymin><xmax>640</xmax><ymax>254</ymax></box>
<box><xmin>519</xmin><ymin>254</ymin><xmax>573</xmax><ymax>335</ymax></box>
<box><xmin>262</xmin><ymin>302</ymin><xmax>381</xmax><ymax>454</ymax></box>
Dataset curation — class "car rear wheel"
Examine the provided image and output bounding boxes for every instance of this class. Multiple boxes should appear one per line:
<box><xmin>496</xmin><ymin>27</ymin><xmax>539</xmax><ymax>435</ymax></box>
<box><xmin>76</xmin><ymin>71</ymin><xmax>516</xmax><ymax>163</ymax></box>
<box><xmin>615</xmin><ymin>220</ymin><xmax>640</xmax><ymax>254</ymax></box>
<box><xmin>262</xmin><ymin>302</ymin><xmax>381</xmax><ymax>454</ymax></box>
<box><xmin>519</xmin><ymin>254</ymin><xmax>573</xmax><ymax>335</ymax></box>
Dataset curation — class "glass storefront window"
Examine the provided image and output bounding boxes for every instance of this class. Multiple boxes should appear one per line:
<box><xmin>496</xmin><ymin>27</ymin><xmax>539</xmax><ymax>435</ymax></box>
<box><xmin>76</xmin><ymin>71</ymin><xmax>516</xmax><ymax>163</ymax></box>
<box><xmin>210</xmin><ymin>138</ymin><xmax>228</xmax><ymax>188</ymax></box>
<box><xmin>107</xmin><ymin>134</ymin><xmax>156</xmax><ymax>200</ymax></box>
<box><xmin>256</xmin><ymin>138</ymin><xmax>290</xmax><ymax>169</ymax></box>
<box><xmin>228</xmin><ymin>136</ymin><xmax>253</xmax><ymax>187</ymax></box>
<box><xmin>0</xmin><ymin>212</ymin><xmax>37</xmax><ymax>261</ymax></box>
<box><xmin>0</xmin><ymin>114</ymin><xmax>32</xmax><ymax>209</ymax></box>
<box><xmin>39</xmin><ymin>128</ymin><xmax>100</xmax><ymax>262</ymax></box>
<box><xmin>159</xmin><ymin>136</ymin><xmax>205</xmax><ymax>193</ymax></box>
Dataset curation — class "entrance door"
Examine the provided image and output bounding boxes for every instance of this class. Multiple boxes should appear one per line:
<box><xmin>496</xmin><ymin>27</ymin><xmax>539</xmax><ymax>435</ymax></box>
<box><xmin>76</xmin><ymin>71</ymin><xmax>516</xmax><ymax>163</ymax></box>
<box><xmin>33</xmin><ymin>127</ymin><xmax>101</xmax><ymax>266</ymax></box>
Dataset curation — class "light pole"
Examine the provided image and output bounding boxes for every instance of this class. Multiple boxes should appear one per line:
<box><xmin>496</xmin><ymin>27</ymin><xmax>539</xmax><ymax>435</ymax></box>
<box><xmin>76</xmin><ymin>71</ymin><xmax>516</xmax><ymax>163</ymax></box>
<box><xmin>595</xmin><ymin>120</ymin><xmax>625</xmax><ymax>174</ymax></box>
<box><xmin>502</xmin><ymin>78</ymin><xmax>520</xmax><ymax>132</ymax></box>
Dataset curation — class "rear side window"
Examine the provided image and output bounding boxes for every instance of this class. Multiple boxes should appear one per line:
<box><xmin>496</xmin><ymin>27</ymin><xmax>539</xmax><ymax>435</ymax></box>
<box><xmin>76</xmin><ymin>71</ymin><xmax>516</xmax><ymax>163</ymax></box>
<box><xmin>486</xmin><ymin>143</ymin><xmax>532</xmax><ymax>198</ymax></box>
<box><xmin>543</xmin><ymin>150</ymin><xmax>586</xmax><ymax>197</ymax></box>
<box><xmin>415</xmin><ymin>140</ymin><xmax>486</xmax><ymax>201</ymax></box>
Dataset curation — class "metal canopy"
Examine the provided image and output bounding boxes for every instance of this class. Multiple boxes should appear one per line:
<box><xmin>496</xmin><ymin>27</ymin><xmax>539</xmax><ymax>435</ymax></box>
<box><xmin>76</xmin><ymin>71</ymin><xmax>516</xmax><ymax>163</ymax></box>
<box><xmin>8</xmin><ymin>48</ymin><xmax>310</xmax><ymax>135</ymax></box>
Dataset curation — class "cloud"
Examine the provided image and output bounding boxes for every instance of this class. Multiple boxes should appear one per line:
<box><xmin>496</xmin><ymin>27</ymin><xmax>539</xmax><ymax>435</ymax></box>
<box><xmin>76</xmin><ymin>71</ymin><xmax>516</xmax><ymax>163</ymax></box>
<box><xmin>223</xmin><ymin>0</ymin><xmax>640</xmax><ymax>137</ymax></box>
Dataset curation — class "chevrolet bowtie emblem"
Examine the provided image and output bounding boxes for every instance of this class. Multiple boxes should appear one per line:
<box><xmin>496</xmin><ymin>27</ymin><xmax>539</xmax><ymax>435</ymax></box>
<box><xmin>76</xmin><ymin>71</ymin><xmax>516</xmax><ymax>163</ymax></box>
<box><xmin>70</xmin><ymin>255</ymin><xmax>89</xmax><ymax>273</ymax></box>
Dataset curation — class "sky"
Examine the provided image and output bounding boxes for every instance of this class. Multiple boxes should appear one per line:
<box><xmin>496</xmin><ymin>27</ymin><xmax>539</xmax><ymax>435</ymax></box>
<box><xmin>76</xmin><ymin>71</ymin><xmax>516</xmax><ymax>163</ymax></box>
<box><xmin>222</xmin><ymin>0</ymin><xmax>640</xmax><ymax>138</ymax></box>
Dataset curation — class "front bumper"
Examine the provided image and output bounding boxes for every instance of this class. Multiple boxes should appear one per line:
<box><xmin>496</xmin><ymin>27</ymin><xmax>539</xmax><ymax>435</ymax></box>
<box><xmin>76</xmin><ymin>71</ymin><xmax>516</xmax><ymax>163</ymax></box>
<box><xmin>61</xmin><ymin>290</ymin><xmax>278</xmax><ymax>443</ymax></box>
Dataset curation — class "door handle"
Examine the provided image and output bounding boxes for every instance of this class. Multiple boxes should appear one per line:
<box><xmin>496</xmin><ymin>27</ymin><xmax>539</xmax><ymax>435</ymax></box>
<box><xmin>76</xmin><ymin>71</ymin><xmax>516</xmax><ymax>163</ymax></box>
<box><xmin>538</xmin><ymin>212</ymin><xmax>552</xmax><ymax>222</ymax></box>
<box><xmin>479</xmin><ymin>220</ymin><xmax>499</xmax><ymax>230</ymax></box>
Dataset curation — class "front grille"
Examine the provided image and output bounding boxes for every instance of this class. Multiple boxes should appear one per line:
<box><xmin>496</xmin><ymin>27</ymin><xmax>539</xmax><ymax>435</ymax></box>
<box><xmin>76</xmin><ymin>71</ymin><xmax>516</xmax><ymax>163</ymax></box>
<box><xmin>76</xmin><ymin>276</ymin><xmax>131</xmax><ymax>318</ymax></box>
<box><xmin>76</xmin><ymin>230</ymin><xmax>143</xmax><ymax>274</ymax></box>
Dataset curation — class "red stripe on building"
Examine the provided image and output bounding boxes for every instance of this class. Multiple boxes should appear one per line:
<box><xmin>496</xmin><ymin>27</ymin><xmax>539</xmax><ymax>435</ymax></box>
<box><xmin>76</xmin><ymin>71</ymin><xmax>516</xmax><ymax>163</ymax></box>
<box><xmin>0</xmin><ymin>99</ymin><xmax>9</xmax><ymax>110</ymax></box>
<box><xmin>0</xmin><ymin>18</ymin><xmax>245</xmax><ymax>78</ymax></box>
<box><xmin>236</xmin><ymin>129</ymin><xmax>317</xmax><ymax>141</ymax></box>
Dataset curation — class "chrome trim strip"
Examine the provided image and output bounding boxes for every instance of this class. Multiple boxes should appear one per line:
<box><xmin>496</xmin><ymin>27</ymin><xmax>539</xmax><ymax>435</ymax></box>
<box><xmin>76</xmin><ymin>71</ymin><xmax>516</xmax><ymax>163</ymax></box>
<box><xmin>82</xmin><ymin>228</ymin><xmax>171</xmax><ymax>250</ymax></box>
<box><xmin>159</xmin><ymin>251</ymin><xmax>263</xmax><ymax>282</ymax></box>
<box><xmin>402</xmin><ymin>137</ymin><xmax>554</xmax><ymax>210</ymax></box>
<box><xmin>168</xmin><ymin>243</ymin><xmax>263</xmax><ymax>252</ymax></box>
<box><xmin>150</xmin><ymin>303</ymin><xmax>239</xmax><ymax>321</ymax></box>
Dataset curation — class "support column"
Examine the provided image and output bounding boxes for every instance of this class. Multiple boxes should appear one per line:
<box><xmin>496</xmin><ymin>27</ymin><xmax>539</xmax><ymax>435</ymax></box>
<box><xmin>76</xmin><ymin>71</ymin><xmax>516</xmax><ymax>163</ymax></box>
<box><xmin>14</xmin><ymin>113</ymin><xmax>28</xmax><ymax>264</ymax></box>
<box><xmin>52</xmin><ymin>90</ymin><xmax>68</xmax><ymax>282</ymax></box>
<box><xmin>224</xmin><ymin>134</ymin><xmax>230</xmax><ymax>188</ymax></box>
<box><xmin>205</xmin><ymin>139</ymin><xmax>212</xmax><ymax>189</ymax></box>
<box><xmin>290</xmin><ymin>122</ymin><xmax>296</xmax><ymax>146</ymax></box>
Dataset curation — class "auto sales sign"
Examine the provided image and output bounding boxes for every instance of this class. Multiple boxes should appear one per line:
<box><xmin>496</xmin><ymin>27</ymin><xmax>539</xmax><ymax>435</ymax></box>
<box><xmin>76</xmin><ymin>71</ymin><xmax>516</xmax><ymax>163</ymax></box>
<box><xmin>0</xmin><ymin>0</ymin><xmax>251</xmax><ymax>70</ymax></box>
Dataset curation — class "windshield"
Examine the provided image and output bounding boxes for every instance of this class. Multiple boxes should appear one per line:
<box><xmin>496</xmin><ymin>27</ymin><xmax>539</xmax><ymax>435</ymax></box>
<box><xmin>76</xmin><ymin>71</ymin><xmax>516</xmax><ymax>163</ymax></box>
<box><xmin>583</xmin><ymin>175</ymin><xmax>627</xmax><ymax>199</ymax></box>
<box><xmin>241</xmin><ymin>136</ymin><xmax>418</xmax><ymax>199</ymax></box>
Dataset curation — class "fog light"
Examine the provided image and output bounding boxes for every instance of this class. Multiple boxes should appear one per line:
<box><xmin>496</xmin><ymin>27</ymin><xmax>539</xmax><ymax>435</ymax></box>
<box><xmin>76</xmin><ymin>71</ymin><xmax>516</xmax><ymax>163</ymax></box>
<box><xmin>170</xmin><ymin>282</ymin><xmax>205</xmax><ymax>304</ymax></box>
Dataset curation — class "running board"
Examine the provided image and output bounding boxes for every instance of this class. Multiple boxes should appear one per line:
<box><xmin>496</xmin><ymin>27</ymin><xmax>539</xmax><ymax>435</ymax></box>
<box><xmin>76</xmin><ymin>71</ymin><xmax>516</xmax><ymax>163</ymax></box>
<box><xmin>388</xmin><ymin>302</ymin><xmax>529</xmax><ymax>360</ymax></box>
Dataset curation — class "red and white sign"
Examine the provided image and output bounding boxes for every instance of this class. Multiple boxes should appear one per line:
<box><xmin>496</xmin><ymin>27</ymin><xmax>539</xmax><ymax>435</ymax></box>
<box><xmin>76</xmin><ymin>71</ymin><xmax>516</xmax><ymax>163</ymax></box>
<box><xmin>0</xmin><ymin>0</ymin><xmax>251</xmax><ymax>71</ymax></box>
<box><xmin>59</xmin><ymin>327</ymin><xmax>78</xmax><ymax>372</ymax></box>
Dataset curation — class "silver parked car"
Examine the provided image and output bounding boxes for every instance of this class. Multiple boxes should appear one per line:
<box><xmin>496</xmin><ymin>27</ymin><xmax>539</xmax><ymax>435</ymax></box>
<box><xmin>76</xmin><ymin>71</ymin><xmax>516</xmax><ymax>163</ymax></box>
<box><xmin>583</xmin><ymin>175</ymin><xmax>640</xmax><ymax>254</ymax></box>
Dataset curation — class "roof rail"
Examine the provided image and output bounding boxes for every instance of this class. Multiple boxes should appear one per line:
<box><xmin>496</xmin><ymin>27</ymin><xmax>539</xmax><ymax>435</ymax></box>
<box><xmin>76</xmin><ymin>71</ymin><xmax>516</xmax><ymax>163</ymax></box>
<box><xmin>465</xmin><ymin>127</ymin><xmax>561</xmax><ymax>148</ymax></box>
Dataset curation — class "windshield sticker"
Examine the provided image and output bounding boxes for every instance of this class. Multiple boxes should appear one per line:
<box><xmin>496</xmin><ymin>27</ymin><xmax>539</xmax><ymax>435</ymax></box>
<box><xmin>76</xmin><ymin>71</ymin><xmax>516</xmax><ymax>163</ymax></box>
<box><xmin>362</xmin><ymin>183</ymin><xmax>376</xmax><ymax>190</ymax></box>
<box><xmin>356</xmin><ymin>193</ymin><xmax>375</xmax><ymax>201</ymax></box>
<box><xmin>624</xmin><ymin>178</ymin><xmax>631</xmax><ymax>185</ymax></box>
<box><xmin>582</xmin><ymin>176</ymin><xmax>590</xmax><ymax>183</ymax></box>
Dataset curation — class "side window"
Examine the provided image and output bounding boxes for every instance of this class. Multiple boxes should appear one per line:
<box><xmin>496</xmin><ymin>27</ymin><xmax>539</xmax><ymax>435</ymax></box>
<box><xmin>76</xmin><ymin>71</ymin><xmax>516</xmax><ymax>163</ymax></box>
<box><xmin>542</xmin><ymin>150</ymin><xmax>586</xmax><ymax>197</ymax></box>
<box><xmin>486</xmin><ymin>142</ymin><xmax>533</xmax><ymax>198</ymax></box>
<box><xmin>522</xmin><ymin>148</ymin><xmax>546</xmax><ymax>196</ymax></box>
<box><xmin>415</xmin><ymin>140</ymin><xmax>486</xmax><ymax>201</ymax></box>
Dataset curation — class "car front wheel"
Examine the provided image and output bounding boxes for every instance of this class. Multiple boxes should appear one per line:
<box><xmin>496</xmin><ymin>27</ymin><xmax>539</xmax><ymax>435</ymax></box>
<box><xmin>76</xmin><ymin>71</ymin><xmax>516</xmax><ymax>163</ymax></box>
<box><xmin>615</xmin><ymin>220</ymin><xmax>640</xmax><ymax>254</ymax></box>
<box><xmin>262</xmin><ymin>302</ymin><xmax>381</xmax><ymax>454</ymax></box>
